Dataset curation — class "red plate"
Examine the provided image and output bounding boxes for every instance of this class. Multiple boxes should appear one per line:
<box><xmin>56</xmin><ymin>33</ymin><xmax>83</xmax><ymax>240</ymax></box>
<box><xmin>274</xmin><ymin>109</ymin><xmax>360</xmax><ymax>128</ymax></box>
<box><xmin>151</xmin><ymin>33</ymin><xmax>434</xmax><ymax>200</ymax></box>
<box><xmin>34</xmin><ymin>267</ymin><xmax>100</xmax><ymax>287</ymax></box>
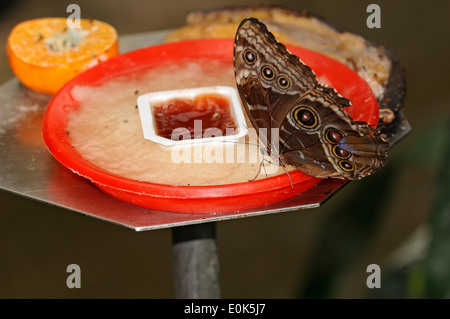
<box><xmin>42</xmin><ymin>39</ymin><xmax>378</xmax><ymax>214</ymax></box>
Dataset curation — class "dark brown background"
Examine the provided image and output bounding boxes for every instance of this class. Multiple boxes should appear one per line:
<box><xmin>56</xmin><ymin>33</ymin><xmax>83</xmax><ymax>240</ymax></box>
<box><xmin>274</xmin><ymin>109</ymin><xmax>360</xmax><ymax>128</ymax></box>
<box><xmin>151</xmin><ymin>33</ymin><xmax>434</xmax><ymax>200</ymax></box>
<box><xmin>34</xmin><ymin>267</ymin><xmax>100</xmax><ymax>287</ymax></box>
<box><xmin>0</xmin><ymin>0</ymin><xmax>448</xmax><ymax>298</ymax></box>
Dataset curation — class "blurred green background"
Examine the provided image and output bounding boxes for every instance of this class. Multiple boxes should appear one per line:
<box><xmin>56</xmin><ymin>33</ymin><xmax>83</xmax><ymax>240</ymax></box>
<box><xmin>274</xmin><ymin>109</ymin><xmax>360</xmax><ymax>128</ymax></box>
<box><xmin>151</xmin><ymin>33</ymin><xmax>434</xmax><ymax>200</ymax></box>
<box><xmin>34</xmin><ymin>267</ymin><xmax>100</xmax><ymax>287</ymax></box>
<box><xmin>0</xmin><ymin>0</ymin><xmax>448</xmax><ymax>298</ymax></box>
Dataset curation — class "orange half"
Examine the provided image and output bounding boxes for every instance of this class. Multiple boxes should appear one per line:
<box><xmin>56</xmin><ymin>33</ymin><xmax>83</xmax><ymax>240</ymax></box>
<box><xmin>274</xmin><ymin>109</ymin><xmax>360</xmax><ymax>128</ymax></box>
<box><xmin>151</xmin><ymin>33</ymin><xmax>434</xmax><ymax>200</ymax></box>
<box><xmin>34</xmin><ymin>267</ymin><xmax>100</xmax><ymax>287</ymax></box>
<box><xmin>7</xmin><ymin>17</ymin><xmax>119</xmax><ymax>95</ymax></box>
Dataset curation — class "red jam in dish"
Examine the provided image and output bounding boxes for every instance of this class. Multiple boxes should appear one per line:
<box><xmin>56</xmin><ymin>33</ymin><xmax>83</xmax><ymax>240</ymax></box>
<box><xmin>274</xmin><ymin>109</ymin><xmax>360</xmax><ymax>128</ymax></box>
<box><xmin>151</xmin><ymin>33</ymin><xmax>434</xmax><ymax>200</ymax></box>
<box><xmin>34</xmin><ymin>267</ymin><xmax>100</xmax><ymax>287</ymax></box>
<box><xmin>152</xmin><ymin>93</ymin><xmax>237</xmax><ymax>140</ymax></box>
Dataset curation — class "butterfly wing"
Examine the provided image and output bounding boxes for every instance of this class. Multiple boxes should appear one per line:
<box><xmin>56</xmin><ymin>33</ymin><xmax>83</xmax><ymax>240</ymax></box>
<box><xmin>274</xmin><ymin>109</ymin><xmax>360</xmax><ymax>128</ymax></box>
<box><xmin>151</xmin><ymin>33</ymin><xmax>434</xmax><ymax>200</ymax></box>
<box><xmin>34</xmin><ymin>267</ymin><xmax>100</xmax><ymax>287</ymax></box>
<box><xmin>233</xmin><ymin>17</ymin><xmax>388</xmax><ymax>180</ymax></box>
<box><xmin>279</xmin><ymin>88</ymin><xmax>389</xmax><ymax>179</ymax></box>
<box><xmin>233</xmin><ymin>17</ymin><xmax>317</xmax><ymax>152</ymax></box>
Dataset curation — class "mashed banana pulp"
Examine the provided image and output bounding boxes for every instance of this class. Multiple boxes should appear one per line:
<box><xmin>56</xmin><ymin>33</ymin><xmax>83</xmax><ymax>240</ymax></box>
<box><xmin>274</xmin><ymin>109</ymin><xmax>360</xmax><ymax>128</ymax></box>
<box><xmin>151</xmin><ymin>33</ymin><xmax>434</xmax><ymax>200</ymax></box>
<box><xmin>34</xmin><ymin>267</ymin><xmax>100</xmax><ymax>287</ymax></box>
<box><xmin>66</xmin><ymin>59</ymin><xmax>290</xmax><ymax>186</ymax></box>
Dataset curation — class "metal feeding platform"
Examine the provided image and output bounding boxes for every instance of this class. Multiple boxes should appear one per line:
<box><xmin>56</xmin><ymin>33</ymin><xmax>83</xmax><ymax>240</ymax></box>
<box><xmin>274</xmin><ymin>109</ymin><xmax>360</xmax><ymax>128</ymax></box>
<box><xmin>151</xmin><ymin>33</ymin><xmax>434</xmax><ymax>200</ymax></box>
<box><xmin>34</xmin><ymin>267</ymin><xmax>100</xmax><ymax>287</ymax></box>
<box><xmin>0</xmin><ymin>30</ymin><xmax>357</xmax><ymax>231</ymax></box>
<box><xmin>0</xmin><ymin>30</ymin><xmax>411</xmax><ymax>298</ymax></box>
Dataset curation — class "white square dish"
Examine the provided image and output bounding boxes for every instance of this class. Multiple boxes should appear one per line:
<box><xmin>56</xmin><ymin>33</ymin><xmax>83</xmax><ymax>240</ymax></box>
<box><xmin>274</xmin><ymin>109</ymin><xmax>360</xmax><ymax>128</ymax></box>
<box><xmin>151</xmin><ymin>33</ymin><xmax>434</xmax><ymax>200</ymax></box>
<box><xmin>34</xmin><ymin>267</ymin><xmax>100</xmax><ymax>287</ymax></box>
<box><xmin>137</xmin><ymin>86</ymin><xmax>248</xmax><ymax>146</ymax></box>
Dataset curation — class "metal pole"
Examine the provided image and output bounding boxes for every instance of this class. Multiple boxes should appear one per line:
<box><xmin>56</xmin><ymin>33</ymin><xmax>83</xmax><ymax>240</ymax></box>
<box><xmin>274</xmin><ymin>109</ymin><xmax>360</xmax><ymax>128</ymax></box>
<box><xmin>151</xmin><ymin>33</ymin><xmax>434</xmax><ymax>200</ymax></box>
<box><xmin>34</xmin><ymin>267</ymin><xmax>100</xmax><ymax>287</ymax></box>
<box><xmin>172</xmin><ymin>222</ymin><xmax>221</xmax><ymax>298</ymax></box>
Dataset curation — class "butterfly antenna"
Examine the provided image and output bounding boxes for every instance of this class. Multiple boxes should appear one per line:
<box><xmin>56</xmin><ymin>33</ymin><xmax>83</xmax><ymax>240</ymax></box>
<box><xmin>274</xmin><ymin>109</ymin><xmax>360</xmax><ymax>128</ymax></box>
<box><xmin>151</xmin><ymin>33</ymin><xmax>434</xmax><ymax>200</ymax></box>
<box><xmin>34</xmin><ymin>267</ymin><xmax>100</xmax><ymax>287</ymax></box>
<box><xmin>279</xmin><ymin>155</ymin><xmax>294</xmax><ymax>189</ymax></box>
<box><xmin>249</xmin><ymin>146</ymin><xmax>272</xmax><ymax>181</ymax></box>
<box><xmin>248</xmin><ymin>157</ymin><xmax>265</xmax><ymax>181</ymax></box>
<box><xmin>219</xmin><ymin>139</ymin><xmax>260</xmax><ymax>148</ymax></box>
<box><xmin>260</xmin><ymin>151</ymin><xmax>269</xmax><ymax>178</ymax></box>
